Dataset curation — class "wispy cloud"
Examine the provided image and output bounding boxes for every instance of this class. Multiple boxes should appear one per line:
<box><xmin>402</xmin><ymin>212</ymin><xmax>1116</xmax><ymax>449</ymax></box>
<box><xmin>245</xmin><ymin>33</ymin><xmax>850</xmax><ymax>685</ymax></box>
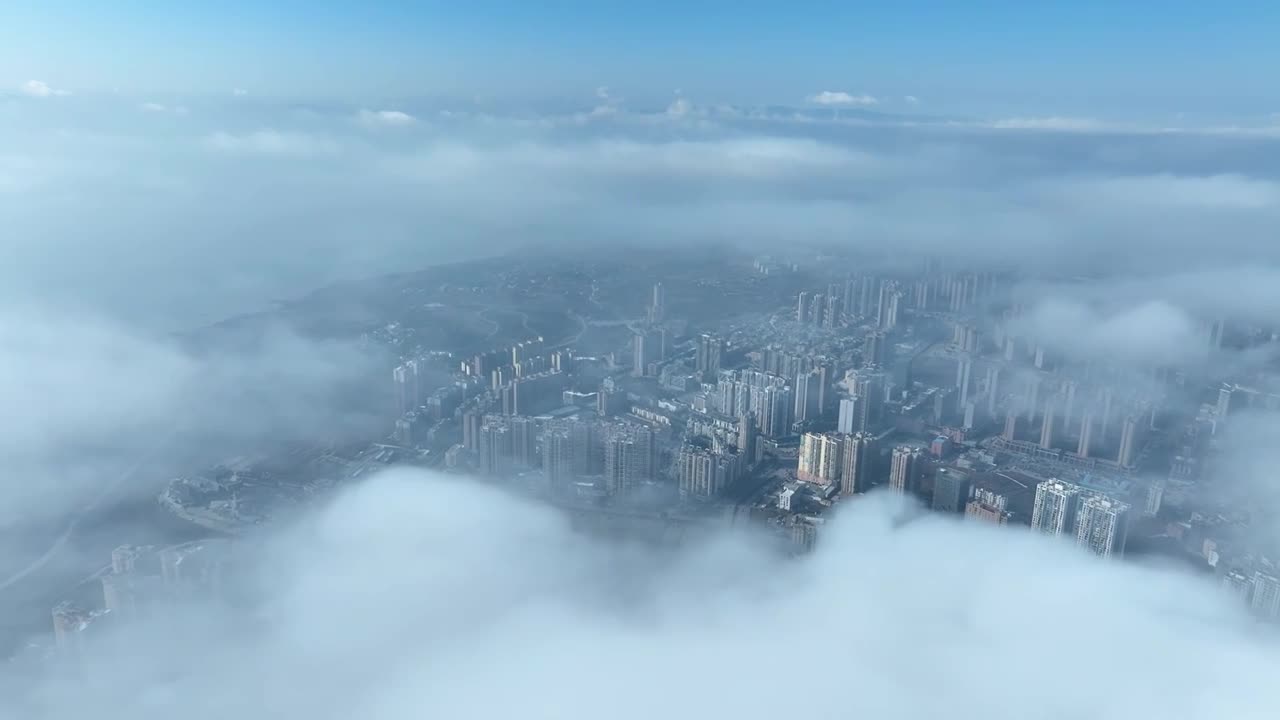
<box><xmin>987</xmin><ymin>116</ymin><xmax>1107</xmax><ymax>131</ymax></box>
<box><xmin>807</xmin><ymin>90</ymin><xmax>878</xmax><ymax>107</ymax></box>
<box><xmin>20</xmin><ymin>80</ymin><xmax>69</xmax><ymax>98</ymax></box>
<box><xmin>356</xmin><ymin>109</ymin><xmax>417</xmax><ymax>128</ymax></box>
<box><xmin>139</xmin><ymin>102</ymin><xmax>188</xmax><ymax>115</ymax></box>
<box><xmin>203</xmin><ymin>130</ymin><xmax>340</xmax><ymax>155</ymax></box>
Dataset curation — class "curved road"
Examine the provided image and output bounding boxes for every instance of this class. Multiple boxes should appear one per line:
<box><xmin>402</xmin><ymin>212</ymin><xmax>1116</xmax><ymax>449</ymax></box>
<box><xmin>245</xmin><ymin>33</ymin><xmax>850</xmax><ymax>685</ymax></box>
<box><xmin>0</xmin><ymin>434</ymin><xmax>176</xmax><ymax>593</ymax></box>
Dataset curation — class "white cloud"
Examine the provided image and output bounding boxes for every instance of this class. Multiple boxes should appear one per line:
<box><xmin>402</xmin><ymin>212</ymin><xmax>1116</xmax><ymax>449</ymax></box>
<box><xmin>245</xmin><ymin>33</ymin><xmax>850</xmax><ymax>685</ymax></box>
<box><xmin>808</xmin><ymin>90</ymin><xmax>879</xmax><ymax>107</ymax></box>
<box><xmin>665</xmin><ymin>96</ymin><xmax>694</xmax><ymax>118</ymax></box>
<box><xmin>139</xmin><ymin>102</ymin><xmax>188</xmax><ymax>115</ymax></box>
<box><xmin>356</xmin><ymin>109</ymin><xmax>417</xmax><ymax>128</ymax></box>
<box><xmin>903</xmin><ymin>95</ymin><xmax>920</xmax><ymax>104</ymax></box>
<box><xmin>1009</xmin><ymin>298</ymin><xmax>1204</xmax><ymax>367</ymax></box>
<box><xmin>20</xmin><ymin>80</ymin><xmax>69</xmax><ymax>98</ymax></box>
<box><xmin>7</xmin><ymin>474</ymin><xmax>1276</xmax><ymax>718</ymax></box>
<box><xmin>988</xmin><ymin>116</ymin><xmax>1107</xmax><ymax>131</ymax></box>
<box><xmin>232</xmin><ymin>88</ymin><xmax>248</xmax><ymax>97</ymax></box>
<box><xmin>203</xmin><ymin>130</ymin><xmax>340</xmax><ymax>155</ymax></box>
<box><xmin>1058</xmin><ymin>174</ymin><xmax>1280</xmax><ymax>212</ymax></box>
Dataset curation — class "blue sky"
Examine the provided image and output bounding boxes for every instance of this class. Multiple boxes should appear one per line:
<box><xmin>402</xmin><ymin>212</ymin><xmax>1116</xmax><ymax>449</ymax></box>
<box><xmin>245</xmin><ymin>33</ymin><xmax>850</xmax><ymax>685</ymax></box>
<box><xmin>4</xmin><ymin>1</ymin><xmax>1280</xmax><ymax>119</ymax></box>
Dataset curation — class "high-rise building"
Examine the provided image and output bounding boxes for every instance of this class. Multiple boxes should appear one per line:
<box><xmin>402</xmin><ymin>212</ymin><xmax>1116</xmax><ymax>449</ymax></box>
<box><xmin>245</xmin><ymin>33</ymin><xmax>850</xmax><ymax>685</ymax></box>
<box><xmin>760</xmin><ymin>385</ymin><xmax>794</xmax><ymax>438</ymax></box>
<box><xmin>796</xmin><ymin>292</ymin><xmax>811</xmax><ymax>324</ymax></box>
<box><xmin>737</xmin><ymin>412</ymin><xmax>758</xmax><ymax>464</ymax></box>
<box><xmin>851</xmin><ymin>370</ymin><xmax>885</xmax><ymax>432</ymax></box>
<box><xmin>478</xmin><ymin>418</ymin><xmax>513</xmax><ymax>477</ymax></box>
<box><xmin>1208</xmin><ymin>318</ymin><xmax>1226</xmax><ymax>350</ymax></box>
<box><xmin>678</xmin><ymin>445</ymin><xmax>743</xmax><ymax>499</ymax></box>
<box><xmin>1062</xmin><ymin>381</ymin><xmax>1079</xmax><ymax>433</ymax></box>
<box><xmin>888</xmin><ymin>446</ymin><xmax>921</xmax><ymax>494</ymax></box>
<box><xmin>837</xmin><ymin>397</ymin><xmax>857</xmax><ymax>435</ymax></box>
<box><xmin>1074</xmin><ymin>495</ymin><xmax>1130</xmax><ymax>558</ymax></box>
<box><xmin>511</xmin><ymin>337</ymin><xmax>545</xmax><ymax>366</ymax></box>
<box><xmin>572</xmin><ymin>419</ymin><xmax>603</xmax><ymax>476</ymax></box>
<box><xmin>632</xmin><ymin>328</ymin><xmax>666</xmax><ymax>378</ymax></box>
<box><xmin>695</xmin><ymin>333</ymin><xmax>724</xmax><ymax>380</ymax></box>
<box><xmin>840</xmin><ymin>432</ymin><xmax>874</xmax><ymax>496</ymax></box>
<box><xmin>1251</xmin><ymin>573</ymin><xmax>1280</xmax><ymax>620</ymax></box>
<box><xmin>956</xmin><ymin>354</ymin><xmax>973</xmax><ymax>411</ymax></box>
<box><xmin>1144</xmin><ymin>478</ymin><xmax>1165</xmax><ymax>517</ymax></box>
<box><xmin>1002</xmin><ymin>411</ymin><xmax>1017</xmax><ymax>441</ymax></box>
<box><xmin>863</xmin><ymin>330</ymin><xmax>887</xmax><ymax>367</ymax></box>
<box><xmin>393</xmin><ymin>361</ymin><xmax>420</xmax><ymax>416</ymax></box>
<box><xmin>1039</xmin><ymin>397</ymin><xmax>1058</xmax><ymax>450</ymax></box>
<box><xmin>648</xmin><ymin>282</ymin><xmax>665</xmax><ymax>324</ymax></box>
<box><xmin>1031</xmin><ymin>480</ymin><xmax>1081</xmax><ymax>536</ymax></box>
<box><xmin>597</xmin><ymin>388</ymin><xmax>626</xmax><ymax>417</ymax></box>
<box><xmin>1118</xmin><ymin>415</ymin><xmax>1140</xmax><ymax>469</ymax></box>
<box><xmin>842</xmin><ymin>277</ymin><xmax>857</xmax><ymax>319</ymax></box>
<box><xmin>1077</xmin><ymin>412</ymin><xmax>1095</xmax><ymax>458</ymax></box>
<box><xmin>510</xmin><ymin>416</ymin><xmax>538</xmax><ymax>469</ymax></box>
<box><xmin>824</xmin><ymin>293</ymin><xmax>841</xmax><ymax>330</ymax></box>
<box><xmin>542</xmin><ymin>422</ymin><xmax>577</xmax><ymax>493</ymax></box>
<box><xmin>462</xmin><ymin>409</ymin><xmax>483</xmax><ymax>454</ymax></box>
<box><xmin>1099</xmin><ymin>388</ymin><xmax>1115</xmax><ymax>438</ymax></box>
<box><xmin>932</xmin><ymin>468</ymin><xmax>970</xmax><ymax>513</ymax></box>
<box><xmin>1025</xmin><ymin>376</ymin><xmax>1041</xmax><ymax>422</ymax></box>
<box><xmin>965</xmin><ymin>488</ymin><xmax>1012</xmax><ymax>525</ymax></box>
<box><xmin>1217</xmin><ymin>384</ymin><xmax>1235</xmax><ymax>417</ymax></box>
<box><xmin>794</xmin><ymin>369</ymin><xmax>823</xmax><ymax>423</ymax></box>
<box><xmin>813</xmin><ymin>362</ymin><xmax>833</xmax><ymax>418</ymax></box>
<box><xmin>985</xmin><ymin>366</ymin><xmax>1001</xmax><ymax>416</ymax></box>
<box><xmin>877</xmin><ymin>282</ymin><xmax>900</xmax><ymax>330</ymax></box>
<box><xmin>798</xmin><ymin>432</ymin><xmax>843</xmax><ymax>486</ymax></box>
<box><xmin>603</xmin><ymin>424</ymin><xmax>654</xmax><ymax>496</ymax></box>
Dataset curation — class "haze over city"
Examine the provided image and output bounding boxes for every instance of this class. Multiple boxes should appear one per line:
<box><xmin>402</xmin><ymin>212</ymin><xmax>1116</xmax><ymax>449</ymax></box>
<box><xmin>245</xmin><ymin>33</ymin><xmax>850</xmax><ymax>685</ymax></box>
<box><xmin>4</xmin><ymin>2</ymin><xmax>1280</xmax><ymax>718</ymax></box>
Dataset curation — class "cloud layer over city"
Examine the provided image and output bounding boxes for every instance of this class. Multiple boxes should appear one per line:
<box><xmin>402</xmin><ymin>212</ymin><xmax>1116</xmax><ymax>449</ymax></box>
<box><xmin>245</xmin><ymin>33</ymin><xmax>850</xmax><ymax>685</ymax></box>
<box><xmin>3</xmin><ymin>472</ymin><xmax>1277</xmax><ymax>719</ymax></box>
<box><xmin>5</xmin><ymin>91</ymin><xmax>1280</xmax><ymax>332</ymax></box>
<box><xmin>5</xmin><ymin>83</ymin><xmax>1280</xmax><ymax>720</ymax></box>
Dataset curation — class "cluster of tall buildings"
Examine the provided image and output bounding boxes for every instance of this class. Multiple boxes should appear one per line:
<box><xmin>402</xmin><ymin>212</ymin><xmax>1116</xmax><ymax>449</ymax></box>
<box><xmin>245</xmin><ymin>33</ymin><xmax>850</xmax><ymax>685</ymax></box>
<box><xmin>795</xmin><ymin>431</ymin><xmax>881</xmax><ymax>496</ymax></box>
<box><xmin>677</xmin><ymin>442</ymin><xmax>745</xmax><ymax>499</ymax></box>
<box><xmin>795</xmin><ymin>272</ymin><xmax>998</xmax><ymax>334</ymax></box>
<box><xmin>710</xmin><ymin>368</ymin><xmax>795</xmax><ymax>438</ymax></box>
<box><xmin>469</xmin><ymin>410</ymin><xmax>661</xmax><ymax>500</ymax></box>
<box><xmin>990</xmin><ymin>369</ymin><xmax>1154</xmax><ymax>470</ymax></box>
<box><xmin>695</xmin><ymin>333</ymin><xmax>724</xmax><ymax>381</ymax></box>
<box><xmin>1030</xmin><ymin>480</ymin><xmax>1131</xmax><ymax>558</ymax></box>
<box><xmin>837</xmin><ymin>368</ymin><xmax>886</xmax><ymax>435</ymax></box>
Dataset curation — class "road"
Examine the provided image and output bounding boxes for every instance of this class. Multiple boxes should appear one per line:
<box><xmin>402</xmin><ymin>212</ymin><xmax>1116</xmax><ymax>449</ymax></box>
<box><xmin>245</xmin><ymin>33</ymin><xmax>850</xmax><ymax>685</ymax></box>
<box><xmin>0</xmin><ymin>433</ymin><xmax>177</xmax><ymax>593</ymax></box>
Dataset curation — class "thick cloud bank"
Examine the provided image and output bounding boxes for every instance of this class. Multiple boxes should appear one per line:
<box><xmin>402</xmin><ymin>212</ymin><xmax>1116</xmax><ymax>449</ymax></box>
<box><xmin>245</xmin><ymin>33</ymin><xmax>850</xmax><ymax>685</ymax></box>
<box><xmin>5</xmin><ymin>95</ymin><xmax>1280</xmax><ymax>329</ymax></box>
<box><xmin>7</xmin><ymin>470</ymin><xmax>1276</xmax><ymax>719</ymax></box>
